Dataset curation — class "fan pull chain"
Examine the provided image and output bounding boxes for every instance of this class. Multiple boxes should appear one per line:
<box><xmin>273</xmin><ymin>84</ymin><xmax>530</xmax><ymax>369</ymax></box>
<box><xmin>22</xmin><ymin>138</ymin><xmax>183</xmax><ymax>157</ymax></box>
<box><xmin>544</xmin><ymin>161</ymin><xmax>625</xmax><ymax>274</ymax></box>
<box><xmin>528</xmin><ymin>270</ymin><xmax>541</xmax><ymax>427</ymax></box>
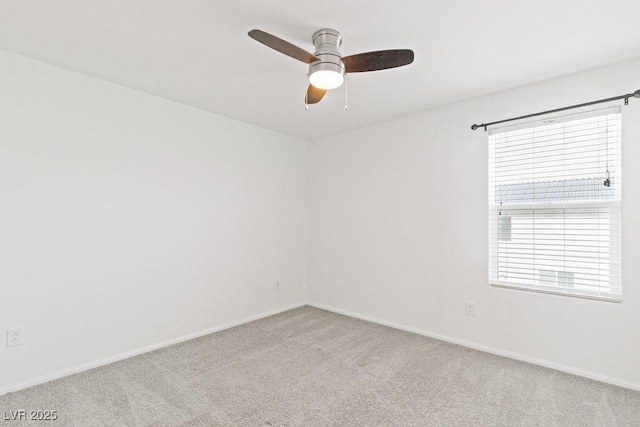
<box><xmin>344</xmin><ymin>75</ymin><xmax>348</xmax><ymax>111</ymax></box>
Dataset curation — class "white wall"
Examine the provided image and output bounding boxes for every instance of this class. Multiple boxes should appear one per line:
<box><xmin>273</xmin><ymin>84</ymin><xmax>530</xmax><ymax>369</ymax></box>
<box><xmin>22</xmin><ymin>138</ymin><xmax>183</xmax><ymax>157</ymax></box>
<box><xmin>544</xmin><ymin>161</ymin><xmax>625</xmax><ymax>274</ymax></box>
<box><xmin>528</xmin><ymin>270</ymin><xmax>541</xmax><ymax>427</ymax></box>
<box><xmin>309</xmin><ymin>58</ymin><xmax>640</xmax><ymax>388</ymax></box>
<box><xmin>0</xmin><ymin>51</ymin><xmax>308</xmax><ymax>392</ymax></box>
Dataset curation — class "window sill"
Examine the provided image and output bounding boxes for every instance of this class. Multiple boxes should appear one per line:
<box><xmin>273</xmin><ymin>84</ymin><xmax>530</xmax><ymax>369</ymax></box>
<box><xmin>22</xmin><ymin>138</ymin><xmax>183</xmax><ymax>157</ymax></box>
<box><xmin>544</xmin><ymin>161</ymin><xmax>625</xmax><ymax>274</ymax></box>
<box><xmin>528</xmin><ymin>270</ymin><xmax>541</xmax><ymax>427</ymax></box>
<box><xmin>489</xmin><ymin>281</ymin><xmax>622</xmax><ymax>303</ymax></box>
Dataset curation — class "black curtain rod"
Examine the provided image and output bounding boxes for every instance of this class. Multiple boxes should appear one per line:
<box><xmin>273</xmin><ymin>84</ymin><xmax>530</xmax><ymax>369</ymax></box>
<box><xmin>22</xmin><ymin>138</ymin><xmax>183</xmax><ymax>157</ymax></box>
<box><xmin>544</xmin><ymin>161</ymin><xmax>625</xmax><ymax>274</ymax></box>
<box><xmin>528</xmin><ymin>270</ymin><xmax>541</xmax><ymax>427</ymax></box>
<box><xmin>471</xmin><ymin>89</ymin><xmax>640</xmax><ymax>131</ymax></box>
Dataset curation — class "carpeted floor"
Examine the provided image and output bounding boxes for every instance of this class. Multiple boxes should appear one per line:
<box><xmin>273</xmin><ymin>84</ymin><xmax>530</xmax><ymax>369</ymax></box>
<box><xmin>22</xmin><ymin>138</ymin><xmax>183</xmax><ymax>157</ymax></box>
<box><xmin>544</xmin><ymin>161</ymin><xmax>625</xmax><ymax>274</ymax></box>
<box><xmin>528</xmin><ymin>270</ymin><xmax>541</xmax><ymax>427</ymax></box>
<box><xmin>1</xmin><ymin>306</ymin><xmax>639</xmax><ymax>426</ymax></box>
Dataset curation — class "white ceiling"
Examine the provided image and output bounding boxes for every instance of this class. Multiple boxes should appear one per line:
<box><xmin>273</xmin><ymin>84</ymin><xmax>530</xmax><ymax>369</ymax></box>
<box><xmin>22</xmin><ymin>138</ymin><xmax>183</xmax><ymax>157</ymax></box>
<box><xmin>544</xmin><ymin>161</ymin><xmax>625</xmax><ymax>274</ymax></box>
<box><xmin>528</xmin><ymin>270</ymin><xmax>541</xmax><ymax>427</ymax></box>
<box><xmin>1</xmin><ymin>0</ymin><xmax>640</xmax><ymax>140</ymax></box>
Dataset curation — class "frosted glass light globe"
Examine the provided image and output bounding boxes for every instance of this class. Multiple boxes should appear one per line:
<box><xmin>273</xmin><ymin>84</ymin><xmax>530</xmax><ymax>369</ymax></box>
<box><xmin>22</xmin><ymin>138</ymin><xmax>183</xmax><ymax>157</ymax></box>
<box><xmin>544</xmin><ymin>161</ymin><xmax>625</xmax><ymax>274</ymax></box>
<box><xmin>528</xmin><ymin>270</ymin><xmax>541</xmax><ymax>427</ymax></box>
<box><xmin>309</xmin><ymin>69</ymin><xmax>344</xmax><ymax>90</ymax></box>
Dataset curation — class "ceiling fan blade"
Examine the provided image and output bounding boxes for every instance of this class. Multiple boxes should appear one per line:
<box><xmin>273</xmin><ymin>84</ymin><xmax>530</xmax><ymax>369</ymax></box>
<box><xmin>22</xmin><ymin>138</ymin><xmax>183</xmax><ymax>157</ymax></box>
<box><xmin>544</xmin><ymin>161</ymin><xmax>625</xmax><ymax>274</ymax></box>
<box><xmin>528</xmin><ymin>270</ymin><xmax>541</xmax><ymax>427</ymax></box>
<box><xmin>248</xmin><ymin>29</ymin><xmax>318</xmax><ymax>64</ymax></box>
<box><xmin>306</xmin><ymin>85</ymin><xmax>327</xmax><ymax>104</ymax></box>
<box><xmin>343</xmin><ymin>49</ymin><xmax>414</xmax><ymax>73</ymax></box>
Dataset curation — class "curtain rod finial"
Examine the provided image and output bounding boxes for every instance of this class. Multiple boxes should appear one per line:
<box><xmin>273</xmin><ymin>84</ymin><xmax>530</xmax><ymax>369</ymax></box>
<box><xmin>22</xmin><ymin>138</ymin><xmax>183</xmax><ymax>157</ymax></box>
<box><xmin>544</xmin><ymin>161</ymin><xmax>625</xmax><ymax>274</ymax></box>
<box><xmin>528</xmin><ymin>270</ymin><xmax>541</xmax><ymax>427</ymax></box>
<box><xmin>634</xmin><ymin>90</ymin><xmax>640</xmax><ymax>98</ymax></box>
<box><xmin>471</xmin><ymin>124</ymin><xmax>479</xmax><ymax>130</ymax></box>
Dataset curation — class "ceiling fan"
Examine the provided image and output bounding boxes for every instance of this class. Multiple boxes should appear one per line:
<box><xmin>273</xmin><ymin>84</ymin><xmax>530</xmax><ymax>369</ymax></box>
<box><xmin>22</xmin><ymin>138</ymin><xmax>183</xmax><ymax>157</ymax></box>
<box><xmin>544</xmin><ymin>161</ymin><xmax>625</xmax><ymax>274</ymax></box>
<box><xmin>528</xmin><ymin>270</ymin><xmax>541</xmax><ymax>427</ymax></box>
<box><xmin>248</xmin><ymin>28</ymin><xmax>414</xmax><ymax>105</ymax></box>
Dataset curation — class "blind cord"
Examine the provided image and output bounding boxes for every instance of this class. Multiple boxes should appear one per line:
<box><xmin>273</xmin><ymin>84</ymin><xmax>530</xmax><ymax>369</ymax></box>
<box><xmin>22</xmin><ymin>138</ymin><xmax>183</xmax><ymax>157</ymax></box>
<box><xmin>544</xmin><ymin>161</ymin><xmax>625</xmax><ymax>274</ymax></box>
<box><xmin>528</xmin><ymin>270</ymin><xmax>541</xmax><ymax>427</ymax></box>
<box><xmin>604</xmin><ymin>119</ymin><xmax>611</xmax><ymax>187</ymax></box>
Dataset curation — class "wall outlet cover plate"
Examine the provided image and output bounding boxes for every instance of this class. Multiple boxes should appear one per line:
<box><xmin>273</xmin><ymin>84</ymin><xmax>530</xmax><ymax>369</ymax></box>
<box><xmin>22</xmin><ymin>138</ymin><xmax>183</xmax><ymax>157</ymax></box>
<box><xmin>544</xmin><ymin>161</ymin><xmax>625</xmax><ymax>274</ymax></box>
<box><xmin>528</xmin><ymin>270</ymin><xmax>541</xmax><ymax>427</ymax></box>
<box><xmin>7</xmin><ymin>329</ymin><xmax>23</xmax><ymax>347</ymax></box>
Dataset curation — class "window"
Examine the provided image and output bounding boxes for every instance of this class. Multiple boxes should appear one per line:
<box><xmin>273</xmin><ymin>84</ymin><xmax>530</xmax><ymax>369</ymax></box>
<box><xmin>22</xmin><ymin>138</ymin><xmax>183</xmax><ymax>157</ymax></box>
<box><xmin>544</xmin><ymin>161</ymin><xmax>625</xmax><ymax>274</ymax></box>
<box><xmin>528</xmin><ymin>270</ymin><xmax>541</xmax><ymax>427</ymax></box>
<box><xmin>488</xmin><ymin>107</ymin><xmax>621</xmax><ymax>301</ymax></box>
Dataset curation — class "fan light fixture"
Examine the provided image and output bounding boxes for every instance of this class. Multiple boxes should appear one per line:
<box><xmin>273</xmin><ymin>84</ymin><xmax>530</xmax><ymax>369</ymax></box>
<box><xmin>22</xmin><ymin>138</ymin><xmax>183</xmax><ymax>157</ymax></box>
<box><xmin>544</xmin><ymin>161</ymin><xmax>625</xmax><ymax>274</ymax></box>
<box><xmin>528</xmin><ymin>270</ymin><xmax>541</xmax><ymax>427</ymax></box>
<box><xmin>309</xmin><ymin>68</ymin><xmax>344</xmax><ymax>90</ymax></box>
<box><xmin>308</xmin><ymin>29</ymin><xmax>345</xmax><ymax>90</ymax></box>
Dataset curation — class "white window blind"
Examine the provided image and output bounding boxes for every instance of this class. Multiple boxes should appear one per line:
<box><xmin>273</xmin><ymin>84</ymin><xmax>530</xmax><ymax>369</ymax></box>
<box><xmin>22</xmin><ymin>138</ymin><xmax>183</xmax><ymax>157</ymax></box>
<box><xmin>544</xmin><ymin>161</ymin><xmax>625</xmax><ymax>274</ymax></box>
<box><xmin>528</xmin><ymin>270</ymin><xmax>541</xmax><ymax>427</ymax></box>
<box><xmin>489</xmin><ymin>107</ymin><xmax>621</xmax><ymax>301</ymax></box>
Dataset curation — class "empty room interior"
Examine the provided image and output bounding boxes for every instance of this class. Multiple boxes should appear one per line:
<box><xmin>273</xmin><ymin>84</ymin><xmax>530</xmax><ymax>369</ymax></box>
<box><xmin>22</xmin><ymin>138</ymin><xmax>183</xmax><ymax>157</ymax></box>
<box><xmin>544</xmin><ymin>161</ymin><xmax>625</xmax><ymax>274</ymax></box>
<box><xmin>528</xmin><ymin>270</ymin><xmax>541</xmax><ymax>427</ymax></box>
<box><xmin>2</xmin><ymin>1</ymin><xmax>640</xmax><ymax>426</ymax></box>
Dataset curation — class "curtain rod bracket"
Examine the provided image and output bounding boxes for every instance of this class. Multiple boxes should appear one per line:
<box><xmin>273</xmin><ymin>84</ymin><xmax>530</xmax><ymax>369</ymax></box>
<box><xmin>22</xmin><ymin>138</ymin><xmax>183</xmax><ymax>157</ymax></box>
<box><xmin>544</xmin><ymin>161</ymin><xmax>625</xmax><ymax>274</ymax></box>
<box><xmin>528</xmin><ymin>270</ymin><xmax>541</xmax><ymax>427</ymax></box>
<box><xmin>471</xmin><ymin>89</ymin><xmax>640</xmax><ymax>131</ymax></box>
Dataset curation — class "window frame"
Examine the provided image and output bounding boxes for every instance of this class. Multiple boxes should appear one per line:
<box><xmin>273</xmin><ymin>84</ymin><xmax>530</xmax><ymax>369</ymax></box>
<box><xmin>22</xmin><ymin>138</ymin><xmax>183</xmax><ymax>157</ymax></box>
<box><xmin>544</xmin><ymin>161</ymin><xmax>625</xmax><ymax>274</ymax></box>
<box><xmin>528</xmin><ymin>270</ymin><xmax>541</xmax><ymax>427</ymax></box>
<box><xmin>487</xmin><ymin>107</ymin><xmax>622</xmax><ymax>302</ymax></box>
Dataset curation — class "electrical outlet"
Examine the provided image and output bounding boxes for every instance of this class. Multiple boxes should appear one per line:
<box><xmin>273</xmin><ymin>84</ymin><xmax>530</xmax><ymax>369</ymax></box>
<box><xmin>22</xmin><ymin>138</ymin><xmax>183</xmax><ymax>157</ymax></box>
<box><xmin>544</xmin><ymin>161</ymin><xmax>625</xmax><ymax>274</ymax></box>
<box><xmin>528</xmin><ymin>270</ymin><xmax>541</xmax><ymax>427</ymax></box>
<box><xmin>276</xmin><ymin>281</ymin><xmax>280</xmax><ymax>290</ymax></box>
<box><xmin>7</xmin><ymin>329</ymin><xmax>23</xmax><ymax>347</ymax></box>
<box><xmin>465</xmin><ymin>302</ymin><xmax>476</xmax><ymax>316</ymax></box>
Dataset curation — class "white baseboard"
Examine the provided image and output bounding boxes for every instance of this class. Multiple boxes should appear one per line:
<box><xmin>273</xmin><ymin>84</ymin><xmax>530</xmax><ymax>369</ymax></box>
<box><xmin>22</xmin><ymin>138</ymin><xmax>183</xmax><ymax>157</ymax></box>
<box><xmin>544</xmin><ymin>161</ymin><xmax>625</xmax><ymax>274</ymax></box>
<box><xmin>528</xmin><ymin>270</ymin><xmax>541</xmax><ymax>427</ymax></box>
<box><xmin>308</xmin><ymin>302</ymin><xmax>640</xmax><ymax>392</ymax></box>
<box><xmin>0</xmin><ymin>302</ymin><xmax>306</xmax><ymax>396</ymax></box>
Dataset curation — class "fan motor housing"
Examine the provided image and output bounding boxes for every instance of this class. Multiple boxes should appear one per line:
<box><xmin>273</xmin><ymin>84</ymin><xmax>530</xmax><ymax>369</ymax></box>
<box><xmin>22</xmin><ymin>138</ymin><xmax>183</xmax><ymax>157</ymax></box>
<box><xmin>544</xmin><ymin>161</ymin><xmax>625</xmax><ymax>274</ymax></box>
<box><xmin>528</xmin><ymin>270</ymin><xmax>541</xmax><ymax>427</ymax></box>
<box><xmin>309</xmin><ymin>28</ymin><xmax>345</xmax><ymax>83</ymax></box>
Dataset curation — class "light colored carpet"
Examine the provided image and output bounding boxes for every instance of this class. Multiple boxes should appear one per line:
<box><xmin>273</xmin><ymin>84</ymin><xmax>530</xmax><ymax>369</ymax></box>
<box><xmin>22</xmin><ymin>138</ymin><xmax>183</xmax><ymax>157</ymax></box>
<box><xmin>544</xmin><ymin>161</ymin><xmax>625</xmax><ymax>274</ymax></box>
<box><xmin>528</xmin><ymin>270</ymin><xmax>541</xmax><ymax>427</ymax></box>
<box><xmin>1</xmin><ymin>306</ymin><xmax>639</xmax><ymax>426</ymax></box>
